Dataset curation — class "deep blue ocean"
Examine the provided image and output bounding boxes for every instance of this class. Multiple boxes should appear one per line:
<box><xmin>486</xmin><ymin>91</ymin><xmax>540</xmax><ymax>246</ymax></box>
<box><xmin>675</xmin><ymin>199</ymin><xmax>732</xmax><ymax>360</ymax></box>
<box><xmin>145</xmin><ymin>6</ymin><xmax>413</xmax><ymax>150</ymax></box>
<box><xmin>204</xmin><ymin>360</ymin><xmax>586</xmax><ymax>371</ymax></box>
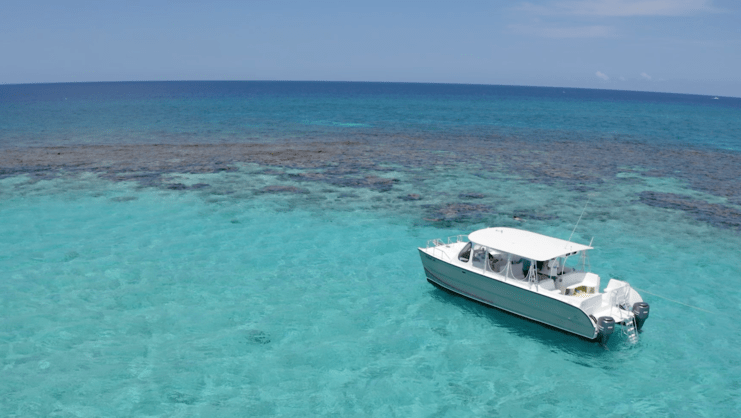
<box><xmin>1</xmin><ymin>81</ymin><xmax>740</xmax><ymax>416</ymax></box>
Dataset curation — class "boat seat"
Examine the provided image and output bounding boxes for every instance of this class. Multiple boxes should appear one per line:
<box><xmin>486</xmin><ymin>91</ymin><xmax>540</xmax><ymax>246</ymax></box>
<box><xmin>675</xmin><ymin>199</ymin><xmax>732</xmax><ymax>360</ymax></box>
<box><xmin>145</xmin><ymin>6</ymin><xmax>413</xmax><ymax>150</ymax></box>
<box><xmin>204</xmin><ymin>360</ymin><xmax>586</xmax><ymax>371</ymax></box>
<box><xmin>538</xmin><ymin>278</ymin><xmax>557</xmax><ymax>291</ymax></box>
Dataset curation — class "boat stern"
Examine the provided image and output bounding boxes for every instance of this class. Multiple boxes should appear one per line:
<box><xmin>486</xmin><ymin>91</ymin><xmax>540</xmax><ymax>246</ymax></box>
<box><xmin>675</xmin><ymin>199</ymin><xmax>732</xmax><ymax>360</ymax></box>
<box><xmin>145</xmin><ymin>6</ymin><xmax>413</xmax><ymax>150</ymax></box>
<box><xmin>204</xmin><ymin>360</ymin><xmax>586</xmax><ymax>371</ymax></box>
<box><xmin>593</xmin><ymin>279</ymin><xmax>651</xmax><ymax>344</ymax></box>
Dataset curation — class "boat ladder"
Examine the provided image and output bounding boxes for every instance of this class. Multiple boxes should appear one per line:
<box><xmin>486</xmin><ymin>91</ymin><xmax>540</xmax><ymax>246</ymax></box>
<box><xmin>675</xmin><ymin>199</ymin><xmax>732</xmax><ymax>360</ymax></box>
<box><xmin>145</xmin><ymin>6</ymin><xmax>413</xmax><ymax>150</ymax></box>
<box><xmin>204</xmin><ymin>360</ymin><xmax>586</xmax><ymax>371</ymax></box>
<box><xmin>622</xmin><ymin>315</ymin><xmax>639</xmax><ymax>344</ymax></box>
<box><xmin>609</xmin><ymin>284</ymin><xmax>639</xmax><ymax>344</ymax></box>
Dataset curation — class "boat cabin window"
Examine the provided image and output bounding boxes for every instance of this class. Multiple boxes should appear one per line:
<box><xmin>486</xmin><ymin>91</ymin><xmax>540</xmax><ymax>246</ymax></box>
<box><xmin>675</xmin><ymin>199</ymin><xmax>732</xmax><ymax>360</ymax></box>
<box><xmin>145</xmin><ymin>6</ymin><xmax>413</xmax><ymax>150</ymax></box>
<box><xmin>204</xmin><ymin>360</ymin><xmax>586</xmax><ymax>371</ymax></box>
<box><xmin>458</xmin><ymin>242</ymin><xmax>472</xmax><ymax>262</ymax></box>
<box><xmin>488</xmin><ymin>253</ymin><xmax>500</xmax><ymax>272</ymax></box>
<box><xmin>465</xmin><ymin>244</ymin><xmax>490</xmax><ymax>270</ymax></box>
<box><xmin>483</xmin><ymin>252</ymin><xmax>527</xmax><ymax>279</ymax></box>
<box><xmin>471</xmin><ymin>244</ymin><xmax>487</xmax><ymax>266</ymax></box>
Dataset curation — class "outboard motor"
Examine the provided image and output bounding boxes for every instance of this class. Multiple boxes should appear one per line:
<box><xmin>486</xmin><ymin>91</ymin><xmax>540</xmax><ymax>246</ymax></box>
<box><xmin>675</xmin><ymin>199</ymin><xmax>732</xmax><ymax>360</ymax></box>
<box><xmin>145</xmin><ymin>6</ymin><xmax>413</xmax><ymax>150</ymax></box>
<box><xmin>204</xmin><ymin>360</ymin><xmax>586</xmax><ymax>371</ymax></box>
<box><xmin>597</xmin><ymin>317</ymin><xmax>615</xmax><ymax>345</ymax></box>
<box><xmin>632</xmin><ymin>302</ymin><xmax>650</xmax><ymax>331</ymax></box>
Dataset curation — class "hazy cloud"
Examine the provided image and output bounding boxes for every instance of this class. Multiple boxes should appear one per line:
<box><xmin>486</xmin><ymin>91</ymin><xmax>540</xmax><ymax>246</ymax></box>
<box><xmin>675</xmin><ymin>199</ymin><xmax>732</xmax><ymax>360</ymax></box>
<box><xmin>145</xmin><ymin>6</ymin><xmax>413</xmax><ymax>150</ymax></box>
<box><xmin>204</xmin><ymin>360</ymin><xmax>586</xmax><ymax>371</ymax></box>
<box><xmin>596</xmin><ymin>71</ymin><xmax>610</xmax><ymax>80</ymax></box>
<box><xmin>518</xmin><ymin>0</ymin><xmax>716</xmax><ymax>17</ymax></box>
<box><xmin>508</xmin><ymin>24</ymin><xmax>613</xmax><ymax>38</ymax></box>
<box><xmin>641</xmin><ymin>72</ymin><xmax>652</xmax><ymax>80</ymax></box>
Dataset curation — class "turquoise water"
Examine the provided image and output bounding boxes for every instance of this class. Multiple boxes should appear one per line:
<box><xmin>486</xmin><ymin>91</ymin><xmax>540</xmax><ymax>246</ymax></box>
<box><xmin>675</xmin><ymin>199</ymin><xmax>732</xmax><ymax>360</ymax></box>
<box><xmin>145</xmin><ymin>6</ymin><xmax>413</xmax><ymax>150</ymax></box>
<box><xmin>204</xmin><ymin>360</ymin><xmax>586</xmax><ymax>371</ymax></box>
<box><xmin>2</xmin><ymin>82</ymin><xmax>740</xmax><ymax>150</ymax></box>
<box><xmin>1</xmin><ymin>82</ymin><xmax>741</xmax><ymax>416</ymax></box>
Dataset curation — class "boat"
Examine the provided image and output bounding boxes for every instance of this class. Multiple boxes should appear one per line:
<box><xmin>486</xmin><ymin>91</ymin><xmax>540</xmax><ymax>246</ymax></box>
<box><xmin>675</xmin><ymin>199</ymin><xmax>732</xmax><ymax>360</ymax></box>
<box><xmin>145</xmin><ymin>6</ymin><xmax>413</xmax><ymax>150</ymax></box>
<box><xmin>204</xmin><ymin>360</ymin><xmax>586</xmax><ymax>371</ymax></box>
<box><xmin>418</xmin><ymin>227</ymin><xmax>650</xmax><ymax>344</ymax></box>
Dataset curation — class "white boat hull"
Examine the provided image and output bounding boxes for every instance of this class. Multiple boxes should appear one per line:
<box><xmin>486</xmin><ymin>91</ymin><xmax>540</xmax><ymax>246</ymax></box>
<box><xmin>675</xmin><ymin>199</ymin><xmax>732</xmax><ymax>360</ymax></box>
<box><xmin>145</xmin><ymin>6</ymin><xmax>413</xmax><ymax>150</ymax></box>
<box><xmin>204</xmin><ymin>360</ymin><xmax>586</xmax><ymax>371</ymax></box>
<box><xmin>420</xmin><ymin>249</ymin><xmax>599</xmax><ymax>340</ymax></box>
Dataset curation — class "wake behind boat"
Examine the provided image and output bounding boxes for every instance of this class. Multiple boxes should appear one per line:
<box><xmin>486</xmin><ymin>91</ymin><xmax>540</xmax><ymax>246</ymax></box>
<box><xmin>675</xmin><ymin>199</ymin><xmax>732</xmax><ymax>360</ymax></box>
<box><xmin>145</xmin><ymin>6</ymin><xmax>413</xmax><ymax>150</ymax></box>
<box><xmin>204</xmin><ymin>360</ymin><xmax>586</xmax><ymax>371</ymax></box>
<box><xmin>419</xmin><ymin>227</ymin><xmax>650</xmax><ymax>344</ymax></box>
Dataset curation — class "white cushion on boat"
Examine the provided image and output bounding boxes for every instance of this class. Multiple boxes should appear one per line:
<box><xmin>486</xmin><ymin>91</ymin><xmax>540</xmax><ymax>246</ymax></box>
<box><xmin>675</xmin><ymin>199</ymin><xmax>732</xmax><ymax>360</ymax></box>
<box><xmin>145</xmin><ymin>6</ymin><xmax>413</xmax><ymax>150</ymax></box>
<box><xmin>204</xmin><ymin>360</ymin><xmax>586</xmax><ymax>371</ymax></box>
<box><xmin>539</xmin><ymin>279</ymin><xmax>556</xmax><ymax>291</ymax></box>
<box><xmin>581</xmin><ymin>272</ymin><xmax>600</xmax><ymax>288</ymax></box>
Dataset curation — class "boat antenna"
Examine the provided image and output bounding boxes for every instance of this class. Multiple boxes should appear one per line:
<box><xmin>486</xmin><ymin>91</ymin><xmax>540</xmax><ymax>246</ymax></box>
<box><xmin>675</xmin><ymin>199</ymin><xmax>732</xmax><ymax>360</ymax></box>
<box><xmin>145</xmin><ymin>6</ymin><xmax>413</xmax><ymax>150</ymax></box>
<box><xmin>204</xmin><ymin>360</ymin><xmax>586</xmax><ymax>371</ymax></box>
<box><xmin>568</xmin><ymin>197</ymin><xmax>590</xmax><ymax>242</ymax></box>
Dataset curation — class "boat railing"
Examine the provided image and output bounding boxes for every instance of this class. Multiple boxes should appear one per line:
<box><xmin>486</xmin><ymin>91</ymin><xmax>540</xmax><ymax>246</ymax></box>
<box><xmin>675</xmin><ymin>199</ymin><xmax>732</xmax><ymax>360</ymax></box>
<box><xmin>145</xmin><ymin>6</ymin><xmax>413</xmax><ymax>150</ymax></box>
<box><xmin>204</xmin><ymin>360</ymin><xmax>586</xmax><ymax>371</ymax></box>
<box><xmin>446</xmin><ymin>235</ymin><xmax>468</xmax><ymax>245</ymax></box>
<box><xmin>605</xmin><ymin>281</ymin><xmax>632</xmax><ymax>316</ymax></box>
<box><xmin>427</xmin><ymin>238</ymin><xmax>444</xmax><ymax>248</ymax></box>
<box><xmin>426</xmin><ymin>238</ymin><xmax>452</xmax><ymax>262</ymax></box>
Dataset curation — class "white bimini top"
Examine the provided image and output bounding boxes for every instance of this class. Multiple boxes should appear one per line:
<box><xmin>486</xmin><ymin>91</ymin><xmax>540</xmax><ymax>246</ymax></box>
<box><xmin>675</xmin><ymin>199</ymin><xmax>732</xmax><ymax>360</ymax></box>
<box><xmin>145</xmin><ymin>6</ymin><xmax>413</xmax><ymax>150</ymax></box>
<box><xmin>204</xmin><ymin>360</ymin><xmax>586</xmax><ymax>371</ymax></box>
<box><xmin>468</xmin><ymin>227</ymin><xmax>592</xmax><ymax>261</ymax></box>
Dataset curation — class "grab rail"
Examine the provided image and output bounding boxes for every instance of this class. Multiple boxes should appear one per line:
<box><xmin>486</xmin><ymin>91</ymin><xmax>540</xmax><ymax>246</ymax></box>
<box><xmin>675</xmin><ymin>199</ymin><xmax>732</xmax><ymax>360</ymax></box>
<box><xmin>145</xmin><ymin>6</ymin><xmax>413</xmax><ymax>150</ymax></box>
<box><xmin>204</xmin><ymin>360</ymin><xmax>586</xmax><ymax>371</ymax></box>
<box><xmin>427</xmin><ymin>239</ymin><xmax>444</xmax><ymax>248</ymax></box>
<box><xmin>606</xmin><ymin>282</ymin><xmax>632</xmax><ymax>316</ymax></box>
<box><xmin>426</xmin><ymin>238</ymin><xmax>452</xmax><ymax>262</ymax></box>
<box><xmin>447</xmin><ymin>235</ymin><xmax>468</xmax><ymax>245</ymax></box>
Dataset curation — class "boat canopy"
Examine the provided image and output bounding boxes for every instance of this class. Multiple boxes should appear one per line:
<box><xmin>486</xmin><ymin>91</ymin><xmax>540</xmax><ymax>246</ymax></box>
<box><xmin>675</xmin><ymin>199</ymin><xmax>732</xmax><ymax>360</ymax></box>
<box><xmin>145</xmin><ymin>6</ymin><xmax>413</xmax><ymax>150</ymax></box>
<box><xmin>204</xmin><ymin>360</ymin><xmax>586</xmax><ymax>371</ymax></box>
<box><xmin>468</xmin><ymin>227</ymin><xmax>592</xmax><ymax>261</ymax></box>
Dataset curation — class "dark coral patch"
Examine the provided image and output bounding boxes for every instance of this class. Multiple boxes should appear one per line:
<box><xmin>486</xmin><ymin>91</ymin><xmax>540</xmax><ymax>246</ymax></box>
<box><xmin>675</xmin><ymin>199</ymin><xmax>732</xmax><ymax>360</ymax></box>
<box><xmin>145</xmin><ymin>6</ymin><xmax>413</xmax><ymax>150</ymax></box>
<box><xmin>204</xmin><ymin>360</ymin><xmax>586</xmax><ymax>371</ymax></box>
<box><xmin>400</xmin><ymin>193</ymin><xmax>423</xmax><ymax>201</ymax></box>
<box><xmin>459</xmin><ymin>192</ymin><xmax>485</xmax><ymax>199</ymax></box>
<box><xmin>327</xmin><ymin>175</ymin><xmax>399</xmax><ymax>192</ymax></box>
<box><xmin>167</xmin><ymin>391</ymin><xmax>197</xmax><ymax>405</ymax></box>
<box><xmin>110</xmin><ymin>172</ymin><xmax>163</xmax><ymax>188</ymax></box>
<box><xmin>166</xmin><ymin>183</ymin><xmax>188</xmax><ymax>190</ymax></box>
<box><xmin>638</xmin><ymin>191</ymin><xmax>741</xmax><ymax>230</ymax></box>
<box><xmin>245</xmin><ymin>329</ymin><xmax>271</xmax><ymax>344</ymax></box>
<box><xmin>512</xmin><ymin>210</ymin><xmax>559</xmax><ymax>221</ymax></box>
<box><xmin>259</xmin><ymin>185</ymin><xmax>310</xmax><ymax>194</ymax></box>
<box><xmin>424</xmin><ymin>203</ymin><xmax>492</xmax><ymax>226</ymax></box>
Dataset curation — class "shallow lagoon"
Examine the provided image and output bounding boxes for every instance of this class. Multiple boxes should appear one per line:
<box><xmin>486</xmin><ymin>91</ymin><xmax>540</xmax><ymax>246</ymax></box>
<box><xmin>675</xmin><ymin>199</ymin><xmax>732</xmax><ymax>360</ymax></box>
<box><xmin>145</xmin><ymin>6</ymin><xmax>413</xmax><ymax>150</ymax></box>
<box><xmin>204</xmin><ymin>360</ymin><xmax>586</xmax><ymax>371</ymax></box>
<box><xmin>1</xmin><ymin>82</ymin><xmax>740</xmax><ymax>416</ymax></box>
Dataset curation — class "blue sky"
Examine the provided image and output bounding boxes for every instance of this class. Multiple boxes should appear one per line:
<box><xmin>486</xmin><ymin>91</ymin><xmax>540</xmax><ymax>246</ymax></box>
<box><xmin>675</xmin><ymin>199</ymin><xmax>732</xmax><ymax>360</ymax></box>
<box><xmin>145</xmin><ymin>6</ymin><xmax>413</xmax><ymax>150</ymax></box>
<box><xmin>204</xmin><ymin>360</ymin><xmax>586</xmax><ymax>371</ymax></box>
<box><xmin>2</xmin><ymin>0</ymin><xmax>740</xmax><ymax>96</ymax></box>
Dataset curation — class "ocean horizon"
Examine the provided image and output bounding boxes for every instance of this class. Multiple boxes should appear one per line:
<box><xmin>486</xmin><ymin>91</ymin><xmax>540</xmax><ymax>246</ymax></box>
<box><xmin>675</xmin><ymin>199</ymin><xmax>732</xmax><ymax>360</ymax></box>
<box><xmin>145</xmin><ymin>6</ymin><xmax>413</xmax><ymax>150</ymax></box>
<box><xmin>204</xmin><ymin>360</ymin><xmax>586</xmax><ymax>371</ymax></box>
<box><xmin>1</xmin><ymin>80</ymin><xmax>740</xmax><ymax>416</ymax></box>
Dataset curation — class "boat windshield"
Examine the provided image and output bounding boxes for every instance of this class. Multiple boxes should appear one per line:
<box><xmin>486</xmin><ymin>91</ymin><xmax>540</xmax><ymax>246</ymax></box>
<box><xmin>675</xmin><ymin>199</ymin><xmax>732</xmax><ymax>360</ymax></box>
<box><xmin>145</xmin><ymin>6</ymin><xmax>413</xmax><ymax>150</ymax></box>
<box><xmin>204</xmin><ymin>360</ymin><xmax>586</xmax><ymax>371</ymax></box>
<box><xmin>458</xmin><ymin>242</ymin><xmax>472</xmax><ymax>262</ymax></box>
